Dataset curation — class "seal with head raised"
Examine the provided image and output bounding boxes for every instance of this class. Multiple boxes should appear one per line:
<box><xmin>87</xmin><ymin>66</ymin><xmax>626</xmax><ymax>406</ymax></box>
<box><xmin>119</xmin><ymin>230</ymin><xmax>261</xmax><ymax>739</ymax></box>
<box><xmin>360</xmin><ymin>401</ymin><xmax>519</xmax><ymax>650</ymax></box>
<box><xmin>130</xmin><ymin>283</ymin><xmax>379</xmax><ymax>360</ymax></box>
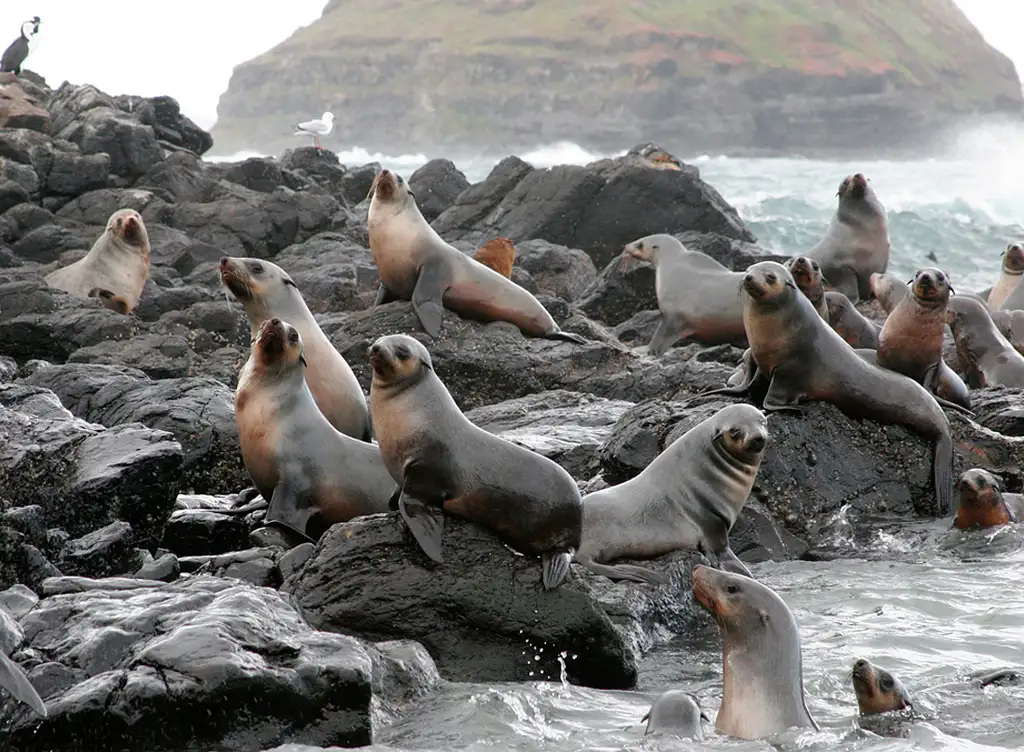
<box><xmin>45</xmin><ymin>208</ymin><xmax>151</xmax><ymax>313</ymax></box>
<box><xmin>808</xmin><ymin>173</ymin><xmax>890</xmax><ymax>304</ymax></box>
<box><xmin>368</xmin><ymin>333</ymin><xmax>583</xmax><ymax>589</ymax></box>
<box><xmin>945</xmin><ymin>295</ymin><xmax>1024</xmax><ymax>389</ymax></box>
<box><xmin>785</xmin><ymin>255</ymin><xmax>829</xmax><ymax>322</ymax></box>
<box><xmin>987</xmin><ymin>242</ymin><xmax>1024</xmax><ymax>311</ymax></box>
<box><xmin>472</xmin><ymin>237</ymin><xmax>515</xmax><ymax>279</ymax></box>
<box><xmin>368</xmin><ymin>171</ymin><xmax>585</xmax><ymax>344</ymax></box>
<box><xmin>220</xmin><ymin>256</ymin><xmax>371</xmax><ymax>441</ymax></box>
<box><xmin>851</xmin><ymin>659</ymin><xmax>913</xmax><ymax>716</ymax></box>
<box><xmin>234</xmin><ymin>318</ymin><xmax>395</xmax><ymax>542</ymax></box>
<box><xmin>642</xmin><ymin>689</ymin><xmax>708</xmax><ymax>739</ymax></box>
<box><xmin>954</xmin><ymin>469</ymin><xmax>1024</xmax><ymax>529</ymax></box>
<box><xmin>825</xmin><ymin>291</ymin><xmax>879</xmax><ymax>348</ymax></box>
<box><xmin>620</xmin><ymin>234</ymin><xmax>747</xmax><ymax>355</ymax></box>
<box><xmin>575</xmin><ymin>403</ymin><xmax>767</xmax><ymax>584</ymax></box>
<box><xmin>692</xmin><ymin>565</ymin><xmax>819</xmax><ymax>740</ymax></box>
<box><xmin>869</xmin><ymin>271</ymin><xmax>908</xmax><ymax>314</ymax></box>
<box><xmin>703</xmin><ymin>261</ymin><xmax>955</xmax><ymax>515</ymax></box>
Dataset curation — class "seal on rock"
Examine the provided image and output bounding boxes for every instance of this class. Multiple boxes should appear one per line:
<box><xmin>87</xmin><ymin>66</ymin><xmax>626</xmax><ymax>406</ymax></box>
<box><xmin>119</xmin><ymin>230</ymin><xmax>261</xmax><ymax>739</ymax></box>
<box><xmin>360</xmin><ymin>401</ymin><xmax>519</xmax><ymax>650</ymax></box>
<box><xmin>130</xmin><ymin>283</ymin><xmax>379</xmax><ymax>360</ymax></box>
<box><xmin>785</xmin><ymin>255</ymin><xmax>829</xmax><ymax>322</ymax></box>
<box><xmin>575</xmin><ymin>403</ymin><xmax>768</xmax><ymax>584</ymax></box>
<box><xmin>642</xmin><ymin>690</ymin><xmax>708</xmax><ymax>738</ymax></box>
<box><xmin>368</xmin><ymin>170</ymin><xmax>585</xmax><ymax>344</ymax></box>
<box><xmin>987</xmin><ymin>242</ymin><xmax>1024</xmax><ymax>311</ymax></box>
<box><xmin>368</xmin><ymin>333</ymin><xmax>583</xmax><ymax>589</ymax></box>
<box><xmin>44</xmin><ymin>208</ymin><xmax>151</xmax><ymax>313</ymax></box>
<box><xmin>851</xmin><ymin>659</ymin><xmax>913</xmax><ymax>715</ymax></box>
<box><xmin>825</xmin><ymin>291</ymin><xmax>879</xmax><ymax>348</ymax></box>
<box><xmin>220</xmin><ymin>256</ymin><xmax>371</xmax><ymax>441</ymax></box>
<box><xmin>989</xmin><ymin>309</ymin><xmax>1024</xmax><ymax>356</ymax></box>
<box><xmin>88</xmin><ymin>287</ymin><xmax>131</xmax><ymax>314</ymax></box>
<box><xmin>954</xmin><ymin>469</ymin><xmax>1024</xmax><ymax>529</ymax></box>
<box><xmin>692</xmin><ymin>565</ymin><xmax>819</xmax><ymax>740</ymax></box>
<box><xmin>704</xmin><ymin>261</ymin><xmax>955</xmax><ymax>515</ymax></box>
<box><xmin>621</xmin><ymin>234</ymin><xmax>747</xmax><ymax>354</ymax></box>
<box><xmin>472</xmin><ymin>237</ymin><xmax>515</xmax><ymax>279</ymax></box>
<box><xmin>869</xmin><ymin>272</ymin><xmax>908</xmax><ymax>314</ymax></box>
<box><xmin>808</xmin><ymin>173</ymin><xmax>890</xmax><ymax>304</ymax></box>
<box><xmin>234</xmin><ymin>318</ymin><xmax>395</xmax><ymax>542</ymax></box>
<box><xmin>945</xmin><ymin>296</ymin><xmax>1024</xmax><ymax>389</ymax></box>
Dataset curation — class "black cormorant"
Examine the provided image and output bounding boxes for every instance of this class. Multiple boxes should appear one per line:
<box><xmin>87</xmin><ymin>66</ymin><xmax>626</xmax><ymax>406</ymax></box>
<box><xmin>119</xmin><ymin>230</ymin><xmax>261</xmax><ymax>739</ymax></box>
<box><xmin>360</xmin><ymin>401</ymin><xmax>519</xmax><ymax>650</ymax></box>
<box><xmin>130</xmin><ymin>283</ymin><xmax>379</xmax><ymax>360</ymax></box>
<box><xmin>1</xmin><ymin>17</ymin><xmax>41</xmax><ymax>75</ymax></box>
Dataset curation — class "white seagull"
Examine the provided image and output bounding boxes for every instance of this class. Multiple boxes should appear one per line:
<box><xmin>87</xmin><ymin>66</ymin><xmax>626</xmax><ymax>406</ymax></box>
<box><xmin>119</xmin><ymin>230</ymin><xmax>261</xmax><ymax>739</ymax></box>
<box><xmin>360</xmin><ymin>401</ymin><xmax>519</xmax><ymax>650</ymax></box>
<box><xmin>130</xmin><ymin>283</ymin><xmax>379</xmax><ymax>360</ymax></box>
<box><xmin>294</xmin><ymin>111</ymin><xmax>334</xmax><ymax>150</ymax></box>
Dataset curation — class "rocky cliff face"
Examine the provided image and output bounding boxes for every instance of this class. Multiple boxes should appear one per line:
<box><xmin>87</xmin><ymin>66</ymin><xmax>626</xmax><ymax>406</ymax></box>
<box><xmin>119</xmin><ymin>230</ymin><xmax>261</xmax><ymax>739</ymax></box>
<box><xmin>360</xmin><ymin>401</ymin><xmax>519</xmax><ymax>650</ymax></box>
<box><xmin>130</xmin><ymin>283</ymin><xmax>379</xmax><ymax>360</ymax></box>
<box><xmin>212</xmin><ymin>0</ymin><xmax>1023</xmax><ymax>158</ymax></box>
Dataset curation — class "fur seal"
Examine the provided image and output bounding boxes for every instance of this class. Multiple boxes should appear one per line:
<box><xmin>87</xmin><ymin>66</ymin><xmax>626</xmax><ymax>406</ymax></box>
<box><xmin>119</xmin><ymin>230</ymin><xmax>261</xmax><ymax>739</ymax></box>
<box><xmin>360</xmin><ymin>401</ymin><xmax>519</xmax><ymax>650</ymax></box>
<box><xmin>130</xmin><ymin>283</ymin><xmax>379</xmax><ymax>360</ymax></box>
<box><xmin>642</xmin><ymin>690</ymin><xmax>708</xmax><ymax>738</ymax></box>
<box><xmin>869</xmin><ymin>272</ymin><xmax>908</xmax><ymax>314</ymax></box>
<box><xmin>692</xmin><ymin>565</ymin><xmax>819</xmax><ymax>739</ymax></box>
<box><xmin>368</xmin><ymin>333</ymin><xmax>583</xmax><ymax>589</ymax></box>
<box><xmin>874</xmin><ymin>268</ymin><xmax>970</xmax><ymax>409</ymax></box>
<box><xmin>825</xmin><ymin>291</ymin><xmax>879</xmax><ymax>348</ymax></box>
<box><xmin>785</xmin><ymin>256</ymin><xmax>829</xmax><ymax>322</ymax></box>
<box><xmin>704</xmin><ymin>261</ymin><xmax>955</xmax><ymax>515</ymax></box>
<box><xmin>472</xmin><ymin>237</ymin><xmax>515</xmax><ymax>279</ymax></box>
<box><xmin>234</xmin><ymin>318</ymin><xmax>395</xmax><ymax>541</ymax></box>
<box><xmin>88</xmin><ymin>287</ymin><xmax>131</xmax><ymax>314</ymax></box>
<box><xmin>945</xmin><ymin>296</ymin><xmax>1024</xmax><ymax>389</ymax></box>
<box><xmin>808</xmin><ymin>173</ymin><xmax>890</xmax><ymax>304</ymax></box>
<box><xmin>989</xmin><ymin>308</ymin><xmax>1024</xmax><ymax>356</ymax></box>
<box><xmin>45</xmin><ymin>208</ymin><xmax>151</xmax><ymax>313</ymax></box>
<box><xmin>955</xmin><ymin>469</ymin><xmax>1024</xmax><ymax>529</ymax></box>
<box><xmin>575</xmin><ymin>403</ymin><xmax>767</xmax><ymax>584</ymax></box>
<box><xmin>621</xmin><ymin>234</ymin><xmax>747</xmax><ymax>354</ymax></box>
<box><xmin>220</xmin><ymin>256</ymin><xmax>371</xmax><ymax>441</ymax></box>
<box><xmin>368</xmin><ymin>170</ymin><xmax>585</xmax><ymax>344</ymax></box>
<box><xmin>851</xmin><ymin>659</ymin><xmax>913</xmax><ymax>715</ymax></box>
<box><xmin>988</xmin><ymin>243</ymin><xmax>1024</xmax><ymax>311</ymax></box>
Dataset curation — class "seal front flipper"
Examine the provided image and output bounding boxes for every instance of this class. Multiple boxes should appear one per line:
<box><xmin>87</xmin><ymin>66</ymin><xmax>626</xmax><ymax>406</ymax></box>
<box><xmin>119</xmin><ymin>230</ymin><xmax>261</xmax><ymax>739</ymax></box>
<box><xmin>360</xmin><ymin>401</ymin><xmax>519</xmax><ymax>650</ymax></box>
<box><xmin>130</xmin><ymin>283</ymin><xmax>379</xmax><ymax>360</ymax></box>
<box><xmin>541</xmin><ymin>549</ymin><xmax>574</xmax><ymax>590</ymax></box>
<box><xmin>933</xmin><ymin>433</ymin><xmax>954</xmax><ymax>516</ymax></box>
<box><xmin>648</xmin><ymin>317</ymin><xmax>689</xmax><ymax>357</ymax></box>
<box><xmin>397</xmin><ymin>492</ymin><xmax>445</xmax><ymax>563</ymax></box>
<box><xmin>762</xmin><ymin>377</ymin><xmax>809</xmax><ymax>413</ymax></box>
<box><xmin>0</xmin><ymin>651</ymin><xmax>46</xmax><ymax>718</ymax></box>
<box><xmin>264</xmin><ymin>478</ymin><xmax>318</xmax><ymax>543</ymax></box>
<box><xmin>412</xmin><ymin>258</ymin><xmax>450</xmax><ymax>338</ymax></box>
<box><xmin>374</xmin><ymin>282</ymin><xmax>399</xmax><ymax>306</ymax></box>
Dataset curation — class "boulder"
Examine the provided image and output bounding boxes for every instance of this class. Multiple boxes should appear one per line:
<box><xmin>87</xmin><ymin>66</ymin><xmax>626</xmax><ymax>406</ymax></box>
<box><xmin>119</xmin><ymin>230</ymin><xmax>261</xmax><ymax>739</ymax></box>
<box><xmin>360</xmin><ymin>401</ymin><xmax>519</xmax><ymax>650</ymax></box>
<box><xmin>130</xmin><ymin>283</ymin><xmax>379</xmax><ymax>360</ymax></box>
<box><xmin>513</xmin><ymin>239</ymin><xmax>597</xmax><ymax>301</ymax></box>
<box><xmin>967</xmin><ymin>387</ymin><xmax>1024</xmax><ymax>437</ymax></box>
<box><xmin>408</xmin><ymin>158</ymin><xmax>471</xmax><ymax>221</ymax></box>
<box><xmin>273</xmin><ymin>232</ymin><xmax>380</xmax><ymax>313</ymax></box>
<box><xmin>0</xmin><ymin>74</ymin><xmax>50</xmax><ymax>132</ymax></box>
<box><xmin>111</xmin><ymin>94</ymin><xmax>213</xmax><ymax>155</ymax></box>
<box><xmin>67</xmin><ymin>333</ymin><xmax>200</xmax><ymax>380</ymax></box>
<box><xmin>430</xmin><ymin>156</ymin><xmax>534</xmax><ymax>233</ymax></box>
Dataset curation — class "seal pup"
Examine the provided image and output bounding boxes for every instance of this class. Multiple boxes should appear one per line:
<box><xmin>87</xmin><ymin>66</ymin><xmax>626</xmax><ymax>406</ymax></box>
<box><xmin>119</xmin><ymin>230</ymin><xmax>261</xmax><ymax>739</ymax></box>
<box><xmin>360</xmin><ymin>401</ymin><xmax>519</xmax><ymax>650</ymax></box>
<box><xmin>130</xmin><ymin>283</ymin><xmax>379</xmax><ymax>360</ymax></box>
<box><xmin>368</xmin><ymin>334</ymin><xmax>583</xmax><ymax>589</ymax></box>
<box><xmin>45</xmin><ymin>209</ymin><xmax>151</xmax><ymax>313</ymax></box>
<box><xmin>954</xmin><ymin>469</ymin><xmax>1024</xmax><ymax>529</ymax></box>
<box><xmin>874</xmin><ymin>268</ymin><xmax>970</xmax><ymax>409</ymax></box>
<box><xmin>869</xmin><ymin>271</ymin><xmax>908</xmax><ymax>314</ymax></box>
<box><xmin>945</xmin><ymin>296</ymin><xmax>1024</xmax><ymax>389</ymax></box>
<box><xmin>785</xmin><ymin>255</ymin><xmax>829</xmax><ymax>322</ymax></box>
<box><xmin>851</xmin><ymin>659</ymin><xmax>913</xmax><ymax>715</ymax></box>
<box><xmin>368</xmin><ymin>170</ymin><xmax>585</xmax><ymax>344</ymax></box>
<box><xmin>621</xmin><ymin>234</ymin><xmax>747</xmax><ymax>354</ymax></box>
<box><xmin>703</xmin><ymin>261</ymin><xmax>955</xmax><ymax>515</ymax></box>
<box><xmin>220</xmin><ymin>256</ymin><xmax>371</xmax><ymax>441</ymax></box>
<box><xmin>575</xmin><ymin>403</ymin><xmax>767</xmax><ymax>584</ymax></box>
<box><xmin>234</xmin><ymin>318</ymin><xmax>395</xmax><ymax>542</ymax></box>
<box><xmin>808</xmin><ymin>173</ymin><xmax>890</xmax><ymax>304</ymax></box>
<box><xmin>642</xmin><ymin>690</ymin><xmax>708</xmax><ymax>738</ymax></box>
<box><xmin>825</xmin><ymin>291</ymin><xmax>879</xmax><ymax>348</ymax></box>
<box><xmin>472</xmin><ymin>237</ymin><xmax>515</xmax><ymax>279</ymax></box>
<box><xmin>692</xmin><ymin>565</ymin><xmax>818</xmax><ymax>740</ymax></box>
<box><xmin>988</xmin><ymin>242</ymin><xmax>1024</xmax><ymax>311</ymax></box>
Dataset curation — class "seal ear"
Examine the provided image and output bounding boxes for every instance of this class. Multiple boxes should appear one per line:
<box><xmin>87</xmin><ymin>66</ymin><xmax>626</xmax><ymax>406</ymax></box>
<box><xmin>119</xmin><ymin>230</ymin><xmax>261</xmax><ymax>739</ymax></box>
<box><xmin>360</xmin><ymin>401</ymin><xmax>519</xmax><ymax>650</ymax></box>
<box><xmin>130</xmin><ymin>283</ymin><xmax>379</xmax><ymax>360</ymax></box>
<box><xmin>299</xmin><ymin>354</ymin><xmax>307</xmax><ymax>368</ymax></box>
<box><xmin>283</xmin><ymin>278</ymin><xmax>298</xmax><ymax>289</ymax></box>
<box><xmin>785</xmin><ymin>279</ymin><xmax>797</xmax><ymax>291</ymax></box>
<box><xmin>640</xmin><ymin>711</ymin><xmax>650</xmax><ymax>723</ymax></box>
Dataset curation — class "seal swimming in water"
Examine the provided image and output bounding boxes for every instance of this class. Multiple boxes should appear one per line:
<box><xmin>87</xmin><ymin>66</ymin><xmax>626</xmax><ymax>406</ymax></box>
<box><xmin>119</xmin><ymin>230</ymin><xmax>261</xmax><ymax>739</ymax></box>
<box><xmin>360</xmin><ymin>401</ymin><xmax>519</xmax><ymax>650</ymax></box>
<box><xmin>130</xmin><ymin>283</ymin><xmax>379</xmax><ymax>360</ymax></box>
<box><xmin>785</xmin><ymin>255</ymin><xmax>829</xmax><ymax>322</ymax></box>
<box><xmin>368</xmin><ymin>333</ymin><xmax>583</xmax><ymax>589</ymax></box>
<box><xmin>368</xmin><ymin>170</ymin><xmax>585</xmax><ymax>344</ymax></box>
<box><xmin>472</xmin><ymin>237</ymin><xmax>515</xmax><ymax>279</ymax></box>
<box><xmin>808</xmin><ymin>173</ymin><xmax>890</xmax><ymax>304</ymax></box>
<box><xmin>620</xmin><ymin>233</ymin><xmax>747</xmax><ymax>354</ymax></box>
<box><xmin>45</xmin><ymin>208</ymin><xmax>151</xmax><ymax>313</ymax></box>
<box><xmin>988</xmin><ymin>242</ymin><xmax>1024</xmax><ymax>311</ymax></box>
<box><xmin>575</xmin><ymin>403</ymin><xmax>767</xmax><ymax>584</ymax></box>
<box><xmin>703</xmin><ymin>261</ymin><xmax>955</xmax><ymax>515</ymax></box>
<box><xmin>220</xmin><ymin>256</ymin><xmax>371</xmax><ymax>441</ymax></box>
<box><xmin>234</xmin><ymin>318</ymin><xmax>395</xmax><ymax>542</ymax></box>
<box><xmin>642</xmin><ymin>690</ymin><xmax>708</xmax><ymax>738</ymax></box>
<box><xmin>954</xmin><ymin>469</ymin><xmax>1024</xmax><ymax>529</ymax></box>
<box><xmin>945</xmin><ymin>296</ymin><xmax>1024</xmax><ymax>389</ymax></box>
<box><xmin>825</xmin><ymin>291</ymin><xmax>880</xmax><ymax>348</ymax></box>
<box><xmin>851</xmin><ymin>659</ymin><xmax>913</xmax><ymax>715</ymax></box>
<box><xmin>692</xmin><ymin>565</ymin><xmax>819</xmax><ymax>740</ymax></box>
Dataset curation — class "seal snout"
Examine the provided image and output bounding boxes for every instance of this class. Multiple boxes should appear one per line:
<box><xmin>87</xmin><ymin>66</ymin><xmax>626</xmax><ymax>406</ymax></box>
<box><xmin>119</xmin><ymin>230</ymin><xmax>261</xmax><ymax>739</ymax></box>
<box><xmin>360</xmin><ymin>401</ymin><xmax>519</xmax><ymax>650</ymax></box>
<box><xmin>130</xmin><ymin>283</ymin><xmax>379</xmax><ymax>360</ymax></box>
<box><xmin>745</xmin><ymin>432</ymin><xmax>766</xmax><ymax>453</ymax></box>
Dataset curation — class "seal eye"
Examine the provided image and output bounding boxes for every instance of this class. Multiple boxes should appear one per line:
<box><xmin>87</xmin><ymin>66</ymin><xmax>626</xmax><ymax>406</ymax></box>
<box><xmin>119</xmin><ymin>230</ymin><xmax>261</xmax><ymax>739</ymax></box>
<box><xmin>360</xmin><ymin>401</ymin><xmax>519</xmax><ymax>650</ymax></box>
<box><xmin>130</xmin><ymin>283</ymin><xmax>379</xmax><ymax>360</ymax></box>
<box><xmin>880</xmin><ymin>674</ymin><xmax>893</xmax><ymax>690</ymax></box>
<box><xmin>395</xmin><ymin>345</ymin><xmax>410</xmax><ymax>360</ymax></box>
<box><xmin>288</xmin><ymin>329</ymin><xmax>298</xmax><ymax>344</ymax></box>
<box><xmin>766</xmin><ymin>273</ymin><xmax>777</xmax><ymax>284</ymax></box>
<box><xmin>250</xmin><ymin>262</ymin><xmax>265</xmax><ymax>275</ymax></box>
<box><xmin>726</xmin><ymin>583</ymin><xmax>739</xmax><ymax>594</ymax></box>
<box><xmin>728</xmin><ymin>427</ymin><xmax>742</xmax><ymax>441</ymax></box>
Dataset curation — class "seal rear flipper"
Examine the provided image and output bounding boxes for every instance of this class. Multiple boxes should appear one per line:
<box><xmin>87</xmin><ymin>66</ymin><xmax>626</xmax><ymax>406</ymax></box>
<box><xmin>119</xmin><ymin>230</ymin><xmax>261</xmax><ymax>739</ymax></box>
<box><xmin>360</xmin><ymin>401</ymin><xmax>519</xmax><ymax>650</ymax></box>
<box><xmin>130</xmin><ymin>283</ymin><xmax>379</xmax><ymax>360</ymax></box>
<box><xmin>541</xmin><ymin>550</ymin><xmax>573</xmax><ymax>590</ymax></box>
<box><xmin>374</xmin><ymin>282</ymin><xmax>399</xmax><ymax>306</ymax></box>
<box><xmin>648</xmin><ymin>317</ymin><xmax>688</xmax><ymax>357</ymax></box>
<box><xmin>412</xmin><ymin>258</ymin><xmax>450</xmax><ymax>338</ymax></box>
<box><xmin>263</xmin><ymin>480</ymin><xmax>317</xmax><ymax>543</ymax></box>
<box><xmin>545</xmin><ymin>330</ymin><xmax>588</xmax><ymax>345</ymax></box>
<box><xmin>933</xmin><ymin>433</ymin><xmax>954</xmax><ymax>516</ymax></box>
<box><xmin>398</xmin><ymin>493</ymin><xmax>445</xmax><ymax>563</ymax></box>
<box><xmin>0</xmin><ymin>651</ymin><xmax>46</xmax><ymax>718</ymax></box>
<box><xmin>577</xmin><ymin>557</ymin><xmax>667</xmax><ymax>586</ymax></box>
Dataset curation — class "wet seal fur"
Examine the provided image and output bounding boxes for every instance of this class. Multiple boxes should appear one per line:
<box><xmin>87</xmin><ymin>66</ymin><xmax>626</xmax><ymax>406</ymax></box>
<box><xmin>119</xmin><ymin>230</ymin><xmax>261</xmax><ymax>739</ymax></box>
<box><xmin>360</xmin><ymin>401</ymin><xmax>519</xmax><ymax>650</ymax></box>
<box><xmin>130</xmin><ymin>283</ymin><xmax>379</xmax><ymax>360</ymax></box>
<box><xmin>825</xmin><ymin>291</ymin><xmax>879</xmax><ymax>348</ymax></box>
<box><xmin>945</xmin><ymin>295</ymin><xmax>1024</xmax><ymax>389</ymax></box>
<box><xmin>955</xmin><ymin>469</ymin><xmax>1024</xmax><ymax>529</ymax></box>
<box><xmin>852</xmin><ymin>659</ymin><xmax>913</xmax><ymax>715</ymax></box>
<box><xmin>621</xmin><ymin>233</ymin><xmax>747</xmax><ymax>355</ymax></box>
<box><xmin>809</xmin><ymin>173</ymin><xmax>890</xmax><ymax>304</ymax></box>
<box><xmin>472</xmin><ymin>237</ymin><xmax>515</xmax><ymax>279</ymax></box>
<box><xmin>575</xmin><ymin>403</ymin><xmax>767</xmax><ymax>585</ymax></box>
<box><xmin>368</xmin><ymin>170</ymin><xmax>585</xmax><ymax>344</ymax></box>
<box><xmin>220</xmin><ymin>256</ymin><xmax>371</xmax><ymax>441</ymax></box>
<box><xmin>45</xmin><ymin>208</ymin><xmax>150</xmax><ymax>313</ymax></box>
<box><xmin>988</xmin><ymin>242</ymin><xmax>1024</xmax><ymax>311</ymax></box>
<box><xmin>702</xmin><ymin>261</ymin><xmax>955</xmax><ymax>515</ymax></box>
<box><xmin>785</xmin><ymin>255</ymin><xmax>829</xmax><ymax>322</ymax></box>
<box><xmin>368</xmin><ymin>333</ymin><xmax>583</xmax><ymax>589</ymax></box>
<box><xmin>692</xmin><ymin>565</ymin><xmax>819</xmax><ymax>740</ymax></box>
<box><xmin>642</xmin><ymin>689</ymin><xmax>708</xmax><ymax>738</ymax></box>
<box><xmin>234</xmin><ymin>318</ymin><xmax>395</xmax><ymax>542</ymax></box>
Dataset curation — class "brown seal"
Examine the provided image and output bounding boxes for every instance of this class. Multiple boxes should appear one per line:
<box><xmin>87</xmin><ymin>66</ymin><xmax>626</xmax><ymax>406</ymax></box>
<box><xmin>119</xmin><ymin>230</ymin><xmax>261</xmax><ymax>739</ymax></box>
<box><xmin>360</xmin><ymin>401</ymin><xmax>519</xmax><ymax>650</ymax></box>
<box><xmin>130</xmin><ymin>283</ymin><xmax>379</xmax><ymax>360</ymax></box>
<box><xmin>642</xmin><ymin>690</ymin><xmax>708</xmax><ymax>738</ymax></box>
<box><xmin>869</xmin><ymin>272</ymin><xmax>908</xmax><ymax>314</ymax></box>
<box><xmin>987</xmin><ymin>242</ymin><xmax>1024</xmax><ymax>311</ymax></box>
<box><xmin>945</xmin><ymin>295</ymin><xmax>1024</xmax><ymax>388</ymax></box>
<box><xmin>692</xmin><ymin>565</ymin><xmax>819</xmax><ymax>739</ymax></box>
<box><xmin>703</xmin><ymin>261</ymin><xmax>955</xmax><ymax>515</ymax></box>
<box><xmin>808</xmin><ymin>173</ymin><xmax>890</xmax><ymax>304</ymax></box>
<box><xmin>44</xmin><ymin>208</ymin><xmax>151</xmax><ymax>313</ymax></box>
<box><xmin>785</xmin><ymin>255</ymin><xmax>829</xmax><ymax>322</ymax></box>
<box><xmin>88</xmin><ymin>287</ymin><xmax>130</xmax><ymax>314</ymax></box>
<box><xmin>220</xmin><ymin>256</ymin><xmax>371</xmax><ymax>441</ymax></box>
<box><xmin>472</xmin><ymin>237</ymin><xmax>515</xmax><ymax>279</ymax></box>
<box><xmin>825</xmin><ymin>291</ymin><xmax>879</xmax><ymax>348</ymax></box>
<box><xmin>368</xmin><ymin>170</ymin><xmax>585</xmax><ymax>344</ymax></box>
<box><xmin>234</xmin><ymin>317</ymin><xmax>395</xmax><ymax>542</ymax></box>
<box><xmin>368</xmin><ymin>333</ymin><xmax>583</xmax><ymax>589</ymax></box>
<box><xmin>851</xmin><ymin>659</ymin><xmax>913</xmax><ymax>715</ymax></box>
<box><xmin>955</xmin><ymin>469</ymin><xmax>1024</xmax><ymax>529</ymax></box>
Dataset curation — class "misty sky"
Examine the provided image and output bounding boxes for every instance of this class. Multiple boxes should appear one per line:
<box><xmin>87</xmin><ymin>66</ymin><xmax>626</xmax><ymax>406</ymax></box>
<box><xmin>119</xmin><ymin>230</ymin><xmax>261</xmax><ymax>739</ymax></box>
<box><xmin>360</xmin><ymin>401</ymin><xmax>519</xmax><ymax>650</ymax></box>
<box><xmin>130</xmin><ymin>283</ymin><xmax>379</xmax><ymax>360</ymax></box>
<box><xmin>0</xmin><ymin>0</ymin><xmax>1020</xmax><ymax>132</ymax></box>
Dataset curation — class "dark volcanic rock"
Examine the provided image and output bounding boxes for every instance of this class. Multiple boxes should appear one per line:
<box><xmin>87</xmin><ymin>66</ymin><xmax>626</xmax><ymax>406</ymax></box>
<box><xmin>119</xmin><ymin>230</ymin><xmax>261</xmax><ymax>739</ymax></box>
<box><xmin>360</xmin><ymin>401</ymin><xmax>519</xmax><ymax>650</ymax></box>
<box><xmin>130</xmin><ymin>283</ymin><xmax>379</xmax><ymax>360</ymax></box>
<box><xmin>112</xmin><ymin>93</ymin><xmax>213</xmax><ymax>155</ymax></box>
<box><xmin>408</xmin><ymin>158</ymin><xmax>471</xmax><ymax>221</ymax></box>
<box><xmin>513</xmin><ymin>239</ymin><xmax>597</xmax><ymax>301</ymax></box>
<box><xmin>274</xmin><ymin>232</ymin><xmax>380</xmax><ymax>313</ymax></box>
<box><xmin>58</xmin><ymin>520</ymin><xmax>137</xmax><ymax>578</ymax></box>
<box><xmin>67</xmin><ymin>333</ymin><xmax>199</xmax><ymax>380</ymax></box>
<box><xmin>968</xmin><ymin>387</ymin><xmax>1024</xmax><ymax>437</ymax></box>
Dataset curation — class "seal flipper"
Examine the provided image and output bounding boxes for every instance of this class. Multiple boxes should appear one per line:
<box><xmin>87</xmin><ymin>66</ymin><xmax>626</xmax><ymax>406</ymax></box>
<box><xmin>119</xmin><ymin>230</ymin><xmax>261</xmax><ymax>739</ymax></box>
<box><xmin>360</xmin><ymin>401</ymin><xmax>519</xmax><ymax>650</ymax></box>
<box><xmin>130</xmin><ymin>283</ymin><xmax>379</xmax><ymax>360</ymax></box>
<box><xmin>412</xmin><ymin>258</ymin><xmax>450</xmax><ymax>338</ymax></box>
<box><xmin>648</xmin><ymin>317</ymin><xmax>688</xmax><ymax>357</ymax></box>
<box><xmin>575</xmin><ymin>554</ymin><xmax>668</xmax><ymax>586</ymax></box>
<box><xmin>0</xmin><ymin>651</ymin><xmax>46</xmax><ymax>718</ymax></box>
<box><xmin>541</xmin><ymin>549</ymin><xmax>573</xmax><ymax>590</ymax></box>
<box><xmin>374</xmin><ymin>282</ymin><xmax>399</xmax><ymax>306</ymax></box>
<box><xmin>827</xmin><ymin>266</ymin><xmax>861</xmax><ymax>304</ymax></box>
<box><xmin>263</xmin><ymin>479</ymin><xmax>317</xmax><ymax>543</ymax></box>
<box><xmin>719</xmin><ymin>545</ymin><xmax>754</xmax><ymax>579</ymax></box>
<box><xmin>933</xmin><ymin>433</ymin><xmax>954</xmax><ymax>516</ymax></box>
<box><xmin>545</xmin><ymin>330</ymin><xmax>588</xmax><ymax>345</ymax></box>
<box><xmin>762</xmin><ymin>376</ymin><xmax>810</xmax><ymax>413</ymax></box>
<box><xmin>397</xmin><ymin>492</ymin><xmax>445</xmax><ymax>563</ymax></box>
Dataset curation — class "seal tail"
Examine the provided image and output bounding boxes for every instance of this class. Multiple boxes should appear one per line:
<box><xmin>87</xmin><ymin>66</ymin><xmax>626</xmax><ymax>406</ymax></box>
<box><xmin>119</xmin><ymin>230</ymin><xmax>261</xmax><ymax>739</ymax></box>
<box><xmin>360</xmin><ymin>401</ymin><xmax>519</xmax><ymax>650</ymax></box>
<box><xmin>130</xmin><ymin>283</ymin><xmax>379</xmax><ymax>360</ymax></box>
<box><xmin>0</xmin><ymin>651</ymin><xmax>46</xmax><ymax>718</ymax></box>
<box><xmin>933</xmin><ymin>432</ymin><xmax>954</xmax><ymax>516</ymax></box>
<box><xmin>576</xmin><ymin>556</ymin><xmax>667</xmax><ymax>587</ymax></box>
